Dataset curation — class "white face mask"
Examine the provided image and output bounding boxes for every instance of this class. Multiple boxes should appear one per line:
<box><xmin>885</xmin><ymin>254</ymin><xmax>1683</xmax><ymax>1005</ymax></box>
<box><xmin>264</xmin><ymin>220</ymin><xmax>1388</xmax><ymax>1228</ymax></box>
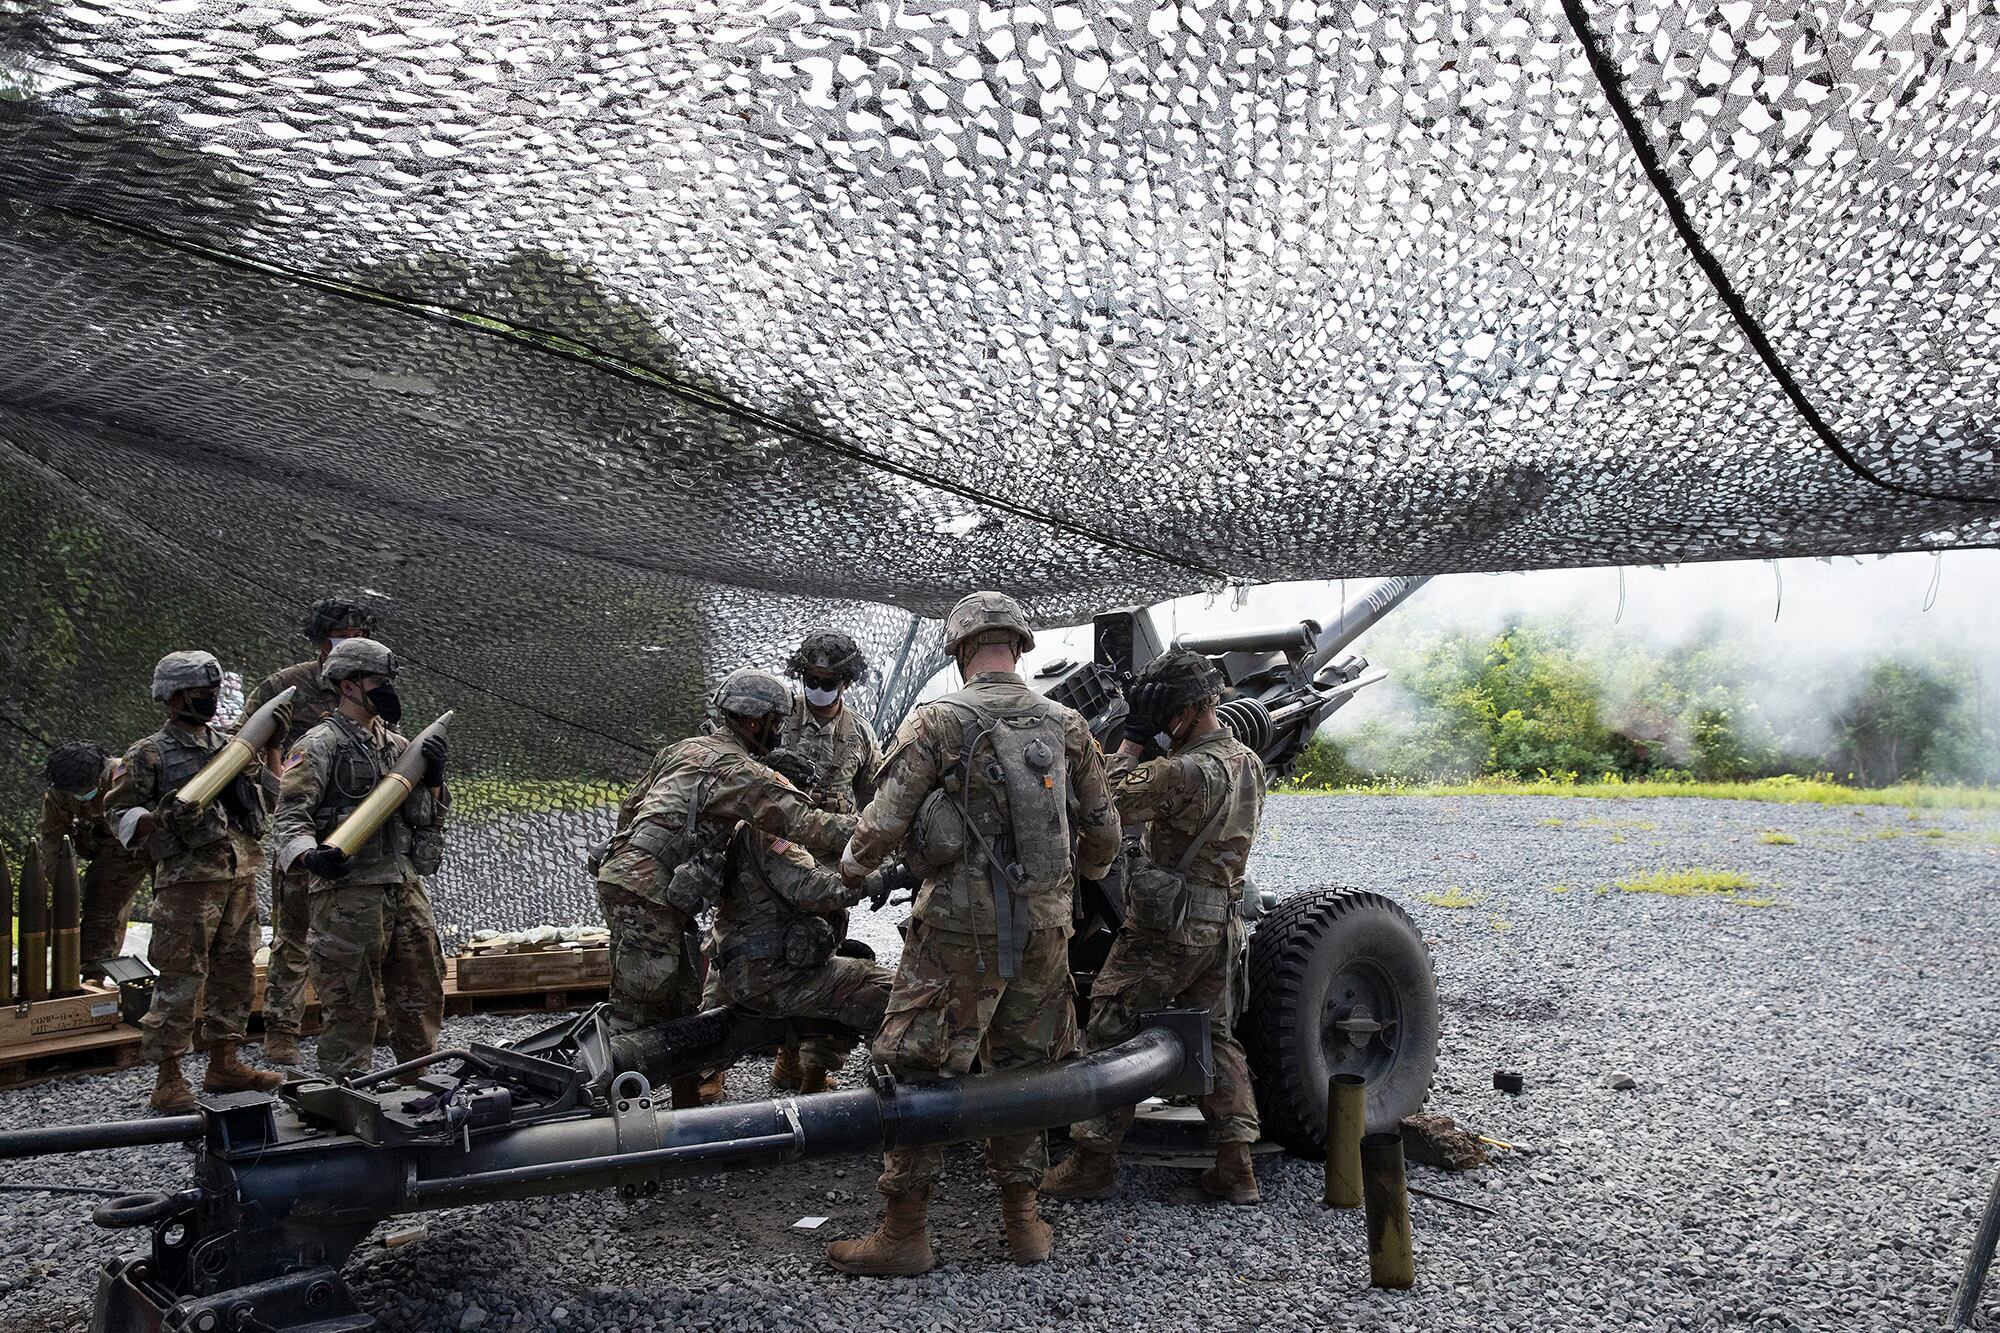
<box><xmin>804</xmin><ymin>684</ymin><xmax>842</xmax><ymax>709</ymax></box>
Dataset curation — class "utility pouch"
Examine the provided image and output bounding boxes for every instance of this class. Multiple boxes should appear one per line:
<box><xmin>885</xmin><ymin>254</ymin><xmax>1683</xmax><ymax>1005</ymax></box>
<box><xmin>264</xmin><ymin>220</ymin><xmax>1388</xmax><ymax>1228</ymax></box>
<box><xmin>904</xmin><ymin>789</ymin><xmax>966</xmax><ymax>872</ymax></box>
<box><xmin>411</xmin><ymin>826</ymin><xmax>445</xmax><ymax>875</ymax></box>
<box><xmin>662</xmin><ymin>848</ymin><xmax>725</xmax><ymax>916</ymax></box>
<box><xmin>583</xmin><ymin>836</ymin><xmax>612</xmax><ymax>876</ymax></box>
<box><xmin>781</xmin><ymin>917</ymin><xmax>839</xmax><ymax>969</ymax></box>
<box><xmin>1122</xmin><ymin>793</ymin><xmax>1233</xmax><ymax>936</ymax></box>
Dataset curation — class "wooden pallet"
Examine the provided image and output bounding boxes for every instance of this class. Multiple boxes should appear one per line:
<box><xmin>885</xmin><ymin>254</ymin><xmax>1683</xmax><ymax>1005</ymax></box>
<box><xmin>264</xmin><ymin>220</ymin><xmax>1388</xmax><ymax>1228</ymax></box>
<box><xmin>443</xmin><ymin>981</ymin><xmax>610</xmax><ymax>1017</ymax></box>
<box><xmin>0</xmin><ymin>1026</ymin><xmax>145</xmax><ymax>1089</ymax></box>
<box><xmin>454</xmin><ymin>945</ymin><xmax>610</xmax><ymax>994</ymax></box>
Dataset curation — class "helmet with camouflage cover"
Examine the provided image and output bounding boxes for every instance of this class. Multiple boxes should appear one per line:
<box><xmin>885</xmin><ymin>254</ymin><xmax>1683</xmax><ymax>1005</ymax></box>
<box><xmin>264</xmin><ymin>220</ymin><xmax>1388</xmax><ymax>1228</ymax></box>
<box><xmin>152</xmin><ymin>650</ymin><xmax>223</xmax><ymax>702</ymax></box>
<box><xmin>303</xmin><ymin>597</ymin><xmax>377</xmax><ymax>644</ymax></box>
<box><xmin>1134</xmin><ymin>648</ymin><xmax>1225</xmax><ymax>713</ymax></box>
<box><xmin>46</xmin><ymin>739</ymin><xmax>109</xmax><ymax>793</ymax></box>
<box><xmin>762</xmin><ymin>746</ymin><xmax>822</xmax><ymax>794</ymax></box>
<box><xmin>320</xmin><ymin>637</ymin><xmax>399</xmax><ymax>685</ymax></box>
<box><xmin>710</xmin><ymin>667</ymin><xmax>790</xmax><ymax>754</ymax></box>
<box><xmin>786</xmin><ymin>630</ymin><xmax>868</xmax><ymax>685</ymax></box>
<box><xmin>942</xmin><ymin>591</ymin><xmax>1036</xmax><ymax>657</ymax></box>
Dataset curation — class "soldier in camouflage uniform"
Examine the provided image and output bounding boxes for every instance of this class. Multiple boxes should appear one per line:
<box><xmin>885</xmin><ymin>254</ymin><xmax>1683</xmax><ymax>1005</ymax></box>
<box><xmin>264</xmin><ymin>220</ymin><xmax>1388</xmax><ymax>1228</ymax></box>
<box><xmin>828</xmin><ymin>592</ymin><xmax>1120</xmax><ymax>1276</ymax></box>
<box><xmin>593</xmin><ymin>669</ymin><xmax>856</xmax><ymax>1056</ymax></box>
<box><xmin>1043</xmin><ymin>649</ymin><xmax>1268</xmax><ymax>1204</ymax></box>
<box><xmin>241</xmin><ymin>598</ymin><xmax>376</xmax><ymax>1064</ymax></box>
<box><xmin>708</xmin><ymin>630</ymin><xmax>883</xmax><ymax>1097</ymax></box>
<box><xmin>40</xmin><ymin>740</ymin><xmax>153</xmax><ymax>976</ymax></box>
<box><xmin>271</xmin><ymin>638</ymin><xmax>449</xmax><ymax>1082</ymax></box>
<box><xmin>106</xmin><ymin>651</ymin><xmax>290</xmax><ymax>1114</ymax></box>
<box><xmin>708</xmin><ymin>748</ymin><xmax>894</xmax><ymax>1094</ymax></box>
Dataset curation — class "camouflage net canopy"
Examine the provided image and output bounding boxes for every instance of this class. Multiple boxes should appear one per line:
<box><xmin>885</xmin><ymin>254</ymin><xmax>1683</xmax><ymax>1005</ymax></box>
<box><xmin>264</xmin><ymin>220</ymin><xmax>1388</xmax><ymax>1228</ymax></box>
<box><xmin>2</xmin><ymin>0</ymin><xmax>1997</xmax><ymax>940</ymax></box>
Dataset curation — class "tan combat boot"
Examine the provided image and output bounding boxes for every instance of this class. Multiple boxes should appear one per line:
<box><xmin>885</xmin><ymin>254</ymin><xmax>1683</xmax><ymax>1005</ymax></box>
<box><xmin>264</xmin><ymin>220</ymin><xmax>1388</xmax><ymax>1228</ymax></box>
<box><xmin>1000</xmin><ymin>1183</ymin><xmax>1054</xmax><ymax>1264</ymax></box>
<box><xmin>826</xmin><ymin>1189</ymin><xmax>936</xmax><ymax>1276</ymax></box>
<box><xmin>203</xmin><ymin>1042</ymin><xmax>285</xmax><ymax>1094</ymax></box>
<box><xmin>1199</xmin><ymin>1142</ymin><xmax>1261</xmax><ymax>1205</ymax></box>
<box><xmin>769</xmin><ymin>1045</ymin><xmax>803</xmax><ymax>1091</ymax></box>
<box><xmin>1040</xmin><ymin>1145</ymin><xmax>1118</xmax><ymax>1200</ymax></box>
<box><xmin>796</xmin><ymin>1064</ymin><xmax>838</xmax><ymax>1095</ymax></box>
<box><xmin>698</xmin><ymin>1069</ymin><xmax>728</xmax><ymax>1105</ymax></box>
<box><xmin>262</xmin><ymin>1031</ymin><xmax>302</xmax><ymax>1066</ymax></box>
<box><xmin>149</xmin><ymin>1058</ymin><xmax>198</xmax><ymax>1115</ymax></box>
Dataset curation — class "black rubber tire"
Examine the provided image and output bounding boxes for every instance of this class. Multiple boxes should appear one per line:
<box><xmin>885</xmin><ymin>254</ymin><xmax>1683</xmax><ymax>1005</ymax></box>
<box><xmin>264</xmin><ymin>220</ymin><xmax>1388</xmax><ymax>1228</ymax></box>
<box><xmin>1241</xmin><ymin>886</ymin><xmax>1439</xmax><ymax>1154</ymax></box>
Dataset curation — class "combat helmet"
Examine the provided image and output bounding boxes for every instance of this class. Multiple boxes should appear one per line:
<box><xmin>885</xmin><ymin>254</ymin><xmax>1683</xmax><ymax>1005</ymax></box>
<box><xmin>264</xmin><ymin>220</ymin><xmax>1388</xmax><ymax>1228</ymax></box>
<box><xmin>786</xmin><ymin>631</ymin><xmax>868</xmax><ymax>685</ymax></box>
<box><xmin>152</xmin><ymin>650</ymin><xmax>222</xmax><ymax>702</ymax></box>
<box><xmin>710</xmin><ymin>667</ymin><xmax>790</xmax><ymax>753</ymax></box>
<box><xmin>1133</xmin><ymin>648</ymin><xmax>1225</xmax><ymax>713</ymax></box>
<box><xmin>45</xmin><ymin>740</ymin><xmax>109</xmax><ymax>793</ymax></box>
<box><xmin>320</xmin><ymin>637</ymin><xmax>399</xmax><ymax>686</ymax></box>
<box><xmin>942</xmin><ymin>591</ymin><xmax>1035</xmax><ymax>657</ymax></box>
<box><xmin>303</xmin><ymin>597</ymin><xmax>377</xmax><ymax>644</ymax></box>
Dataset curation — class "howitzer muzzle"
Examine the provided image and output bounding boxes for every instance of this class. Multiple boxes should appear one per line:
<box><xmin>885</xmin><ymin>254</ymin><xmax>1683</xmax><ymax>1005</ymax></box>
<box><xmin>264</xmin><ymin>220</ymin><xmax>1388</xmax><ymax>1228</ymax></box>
<box><xmin>324</xmin><ymin>711</ymin><xmax>453</xmax><ymax>857</ymax></box>
<box><xmin>177</xmin><ymin>686</ymin><xmax>298</xmax><ymax>809</ymax></box>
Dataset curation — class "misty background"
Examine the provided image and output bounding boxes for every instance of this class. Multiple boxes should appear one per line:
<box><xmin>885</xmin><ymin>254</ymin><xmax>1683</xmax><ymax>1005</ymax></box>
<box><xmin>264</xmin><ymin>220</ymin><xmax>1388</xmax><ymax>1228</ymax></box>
<box><xmin>1015</xmin><ymin>551</ymin><xmax>2000</xmax><ymax>787</ymax></box>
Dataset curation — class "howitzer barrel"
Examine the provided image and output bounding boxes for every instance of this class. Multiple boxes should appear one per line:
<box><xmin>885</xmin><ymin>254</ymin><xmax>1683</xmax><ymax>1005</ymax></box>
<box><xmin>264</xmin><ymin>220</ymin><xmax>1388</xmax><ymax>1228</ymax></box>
<box><xmin>324</xmin><ymin>711</ymin><xmax>452</xmax><ymax>857</ymax></box>
<box><xmin>177</xmin><ymin>686</ymin><xmax>298</xmax><ymax>809</ymax></box>
<box><xmin>51</xmin><ymin>839</ymin><xmax>81</xmax><ymax>995</ymax></box>
<box><xmin>1174</xmin><ymin>620</ymin><xmax>1318</xmax><ymax>657</ymax></box>
<box><xmin>1303</xmin><ymin>577</ymin><xmax>1431</xmax><ymax>677</ymax></box>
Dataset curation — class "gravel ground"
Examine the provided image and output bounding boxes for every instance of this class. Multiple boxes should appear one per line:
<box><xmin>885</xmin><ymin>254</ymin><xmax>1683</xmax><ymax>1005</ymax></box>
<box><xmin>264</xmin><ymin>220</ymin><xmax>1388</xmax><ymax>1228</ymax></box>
<box><xmin>3</xmin><ymin>794</ymin><xmax>1996</xmax><ymax>1332</ymax></box>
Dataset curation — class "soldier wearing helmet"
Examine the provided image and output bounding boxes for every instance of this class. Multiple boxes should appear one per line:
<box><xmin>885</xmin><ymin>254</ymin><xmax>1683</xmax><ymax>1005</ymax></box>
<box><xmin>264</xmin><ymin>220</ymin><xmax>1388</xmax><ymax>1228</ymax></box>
<box><xmin>827</xmin><ymin>592</ymin><xmax>1119</xmax><ymax>1277</ymax></box>
<box><xmin>270</xmin><ymin>637</ymin><xmax>450</xmax><ymax>1081</ymax></box>
<box><xmin>711</xmin><ymin>630</ymin><xmax>884</xmax><ymax>1099</ymax></box>
<box><xmin>105</xmin><ymin>650</ymin><xmax>291</xmax><ymax>1114</ymax></box>
<box><xmin>39</xmin><ymin>739</ymin><xmax>153</xmax><ymax>976</ymax></box>
<box><xmin>1042</xmin><ymin>648</ymin><xmax>1268</xmax><ymax>1206</ymax></box>
<box><xmin>238</xmin><ymin>597</ymin><xmax>378</xmax><ymax>1065</ymax></box>
<box><xmin>591</xmin><ymin>668</ymin><xmax>859</xmax><ymax>1079</ymax></box>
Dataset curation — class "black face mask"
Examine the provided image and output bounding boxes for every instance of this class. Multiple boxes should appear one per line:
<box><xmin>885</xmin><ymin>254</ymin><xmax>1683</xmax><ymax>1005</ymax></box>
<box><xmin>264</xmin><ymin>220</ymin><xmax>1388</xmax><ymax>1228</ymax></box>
<box><xmin>363</xmin><ymin>681</ymin><xmax>403</xmax><ymax>725</ymax></box>
<box><xmin>175</xmin><ymin>691</ymin><xmax>219</xmax><ymax>725</ymax></box>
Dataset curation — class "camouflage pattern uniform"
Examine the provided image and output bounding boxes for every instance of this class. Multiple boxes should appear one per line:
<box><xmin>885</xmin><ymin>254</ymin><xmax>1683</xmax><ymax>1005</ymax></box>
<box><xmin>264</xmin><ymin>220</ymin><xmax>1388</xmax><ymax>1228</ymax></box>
<box><xmin>710</xmin><ymin>822</ymin><xmax>891</xmax><ymax>1076</ymax></box>
<box><xmin>241</xmin><ymin>660</ymin><xmax>342</xmax><ymax>1044</ymax></box>
<box><xmin>40</xmin><ymin>754</ymin><xmax>152</xmax><ymax>968</ymax></box>
<box><xmin>106</xmin><ymin>723</ymin><xmax>268</xmax><ymax>1063</ymax></box>
<box><xmin>272</xmin><ymin>712</ymin><xmax>447</xmax><ymax>1080</ymax></box>
<box><xmin>1071</xmin><ymin>731</ymin><xmax>1267</xmax><ymax>1152</ymax></box>
<box><xmin>780</xmin><ymin>692</ymin><xmax>882</xmax><ymax>816</ymax></box>
<box><xmin>594</xmin><ymin>729</ymin><xmax>855</xmax><ymax>1033</ymax></box>
<box><xmin>846</xmin><ymin>670</ymin><xmax>1119</xmax><ymax>1195</ymax></box>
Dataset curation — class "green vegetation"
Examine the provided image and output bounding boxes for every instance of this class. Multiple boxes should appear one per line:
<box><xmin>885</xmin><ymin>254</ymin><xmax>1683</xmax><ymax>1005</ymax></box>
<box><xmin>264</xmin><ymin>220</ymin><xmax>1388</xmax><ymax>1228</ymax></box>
<box><xmin>1603</xmin><ymin>867</ymin><xmax>1777</xmax><ymax>907</ymax></box>
<box><xmin>1416</xmin><ymin>886</ymin><xmax>1487</xmax><ymax>909</ymax></box>
<box><xmin>1758</xmin><ymin>830</ymin><xmax>1798</xmax><ymax>845</ymax></box>
<box><xmin>450</xmin><ymin>777</ymin><xmax>626</xmax><ymax>819</ymax></box>
<box><xmin>1282</xmin><ymin>612</ymin><xmax>2000</xmax><ymax>796</ymax></box>
<box><xmin>1282</xmin><ymin>769</ymin><xmax>2000</xmax><ymax>810</ymax></box>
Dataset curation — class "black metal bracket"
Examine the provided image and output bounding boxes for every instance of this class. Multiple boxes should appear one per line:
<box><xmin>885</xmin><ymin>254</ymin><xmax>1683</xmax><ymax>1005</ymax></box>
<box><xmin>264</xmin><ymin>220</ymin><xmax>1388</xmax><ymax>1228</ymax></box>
<box><xmin>1138</xmin><ymin>1008</ymin><xmax>1214</xmax><ymax>1098</ymax></box>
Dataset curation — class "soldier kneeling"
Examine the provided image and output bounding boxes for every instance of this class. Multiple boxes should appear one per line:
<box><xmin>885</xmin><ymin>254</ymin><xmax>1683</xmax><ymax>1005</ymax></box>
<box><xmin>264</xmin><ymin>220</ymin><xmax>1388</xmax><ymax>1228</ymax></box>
<box><xmin>707</xmin><ymin>750</ymin><xmax>893</xmax><ymax>1096</ymax></box>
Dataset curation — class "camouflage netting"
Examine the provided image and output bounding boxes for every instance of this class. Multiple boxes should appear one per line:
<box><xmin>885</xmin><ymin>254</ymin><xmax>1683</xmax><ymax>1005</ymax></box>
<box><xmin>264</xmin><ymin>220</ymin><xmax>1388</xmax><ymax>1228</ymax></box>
<box><xmin>2</xmin><ymin>0</ymin><xmax>1996</xmax><ymax>942</ymax></box>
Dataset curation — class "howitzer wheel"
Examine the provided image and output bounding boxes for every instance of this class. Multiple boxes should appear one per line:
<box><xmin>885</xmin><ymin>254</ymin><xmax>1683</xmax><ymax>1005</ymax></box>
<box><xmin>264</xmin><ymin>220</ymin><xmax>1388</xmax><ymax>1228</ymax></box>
<box><xmin>1241</xmin><ymin>886</ymin><xmax>1438</xmax><ymax>1154</ymax></box>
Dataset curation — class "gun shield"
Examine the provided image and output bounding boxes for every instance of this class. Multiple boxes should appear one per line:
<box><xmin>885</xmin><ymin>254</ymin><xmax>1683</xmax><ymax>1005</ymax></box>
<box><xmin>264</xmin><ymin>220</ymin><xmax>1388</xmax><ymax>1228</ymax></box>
<box><xmin>52</xmin><ymin>838</ymin><xmax>82</xmax><ymax>995</ymax></box>
<box><xmin>177</xmin><ymin>686</ymin><xmax>299</xmax><ymax>810</ymax></box>
<box><xmin>324</xmin><ymin>712</ymin><xmax>453</xmax><ymax>858</ymax></box>
<box><xmin>18</xmin><ymin>841</ymin><xmax>48</xmax><ymax>1002</ymax></box>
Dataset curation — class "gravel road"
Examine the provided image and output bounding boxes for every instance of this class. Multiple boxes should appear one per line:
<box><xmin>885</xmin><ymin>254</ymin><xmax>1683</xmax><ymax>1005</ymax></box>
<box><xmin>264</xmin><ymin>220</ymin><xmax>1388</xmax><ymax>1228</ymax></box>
<box><xmin>3</xmin><ymin>794</ymin><xmax>1995</xmax><ymax>1333</ymax></box>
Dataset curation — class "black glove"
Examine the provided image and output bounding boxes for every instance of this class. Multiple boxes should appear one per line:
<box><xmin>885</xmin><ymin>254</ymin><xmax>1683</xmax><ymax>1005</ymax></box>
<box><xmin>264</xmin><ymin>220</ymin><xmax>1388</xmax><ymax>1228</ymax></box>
<box><xmin>219</xmin><ymin>773</ymin><xmax>255</xmax><ymax>819</ymax></box>
<box><xmin>300</xmin><ymin>845</ymin><xmax>351</xmax><ymax>879</ymax></box>
<box><xmin>1123</xmin><ymin>680</ymin><xmax>1171</xmax><ymax>749</ymax></box>
<box><xmin>864</xmin><ymin>861</ymin><xmax>920</xmax><ymax>911</ymax></box>
<box><xmin>268</xmin><ymin>695</ymin><xmax>296</xmax><ymax>740</ymax></box>
<box><xmin>419</xmin><ymin>733</ymin><xmax>448</xmax><ymax>787</ymax></box>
